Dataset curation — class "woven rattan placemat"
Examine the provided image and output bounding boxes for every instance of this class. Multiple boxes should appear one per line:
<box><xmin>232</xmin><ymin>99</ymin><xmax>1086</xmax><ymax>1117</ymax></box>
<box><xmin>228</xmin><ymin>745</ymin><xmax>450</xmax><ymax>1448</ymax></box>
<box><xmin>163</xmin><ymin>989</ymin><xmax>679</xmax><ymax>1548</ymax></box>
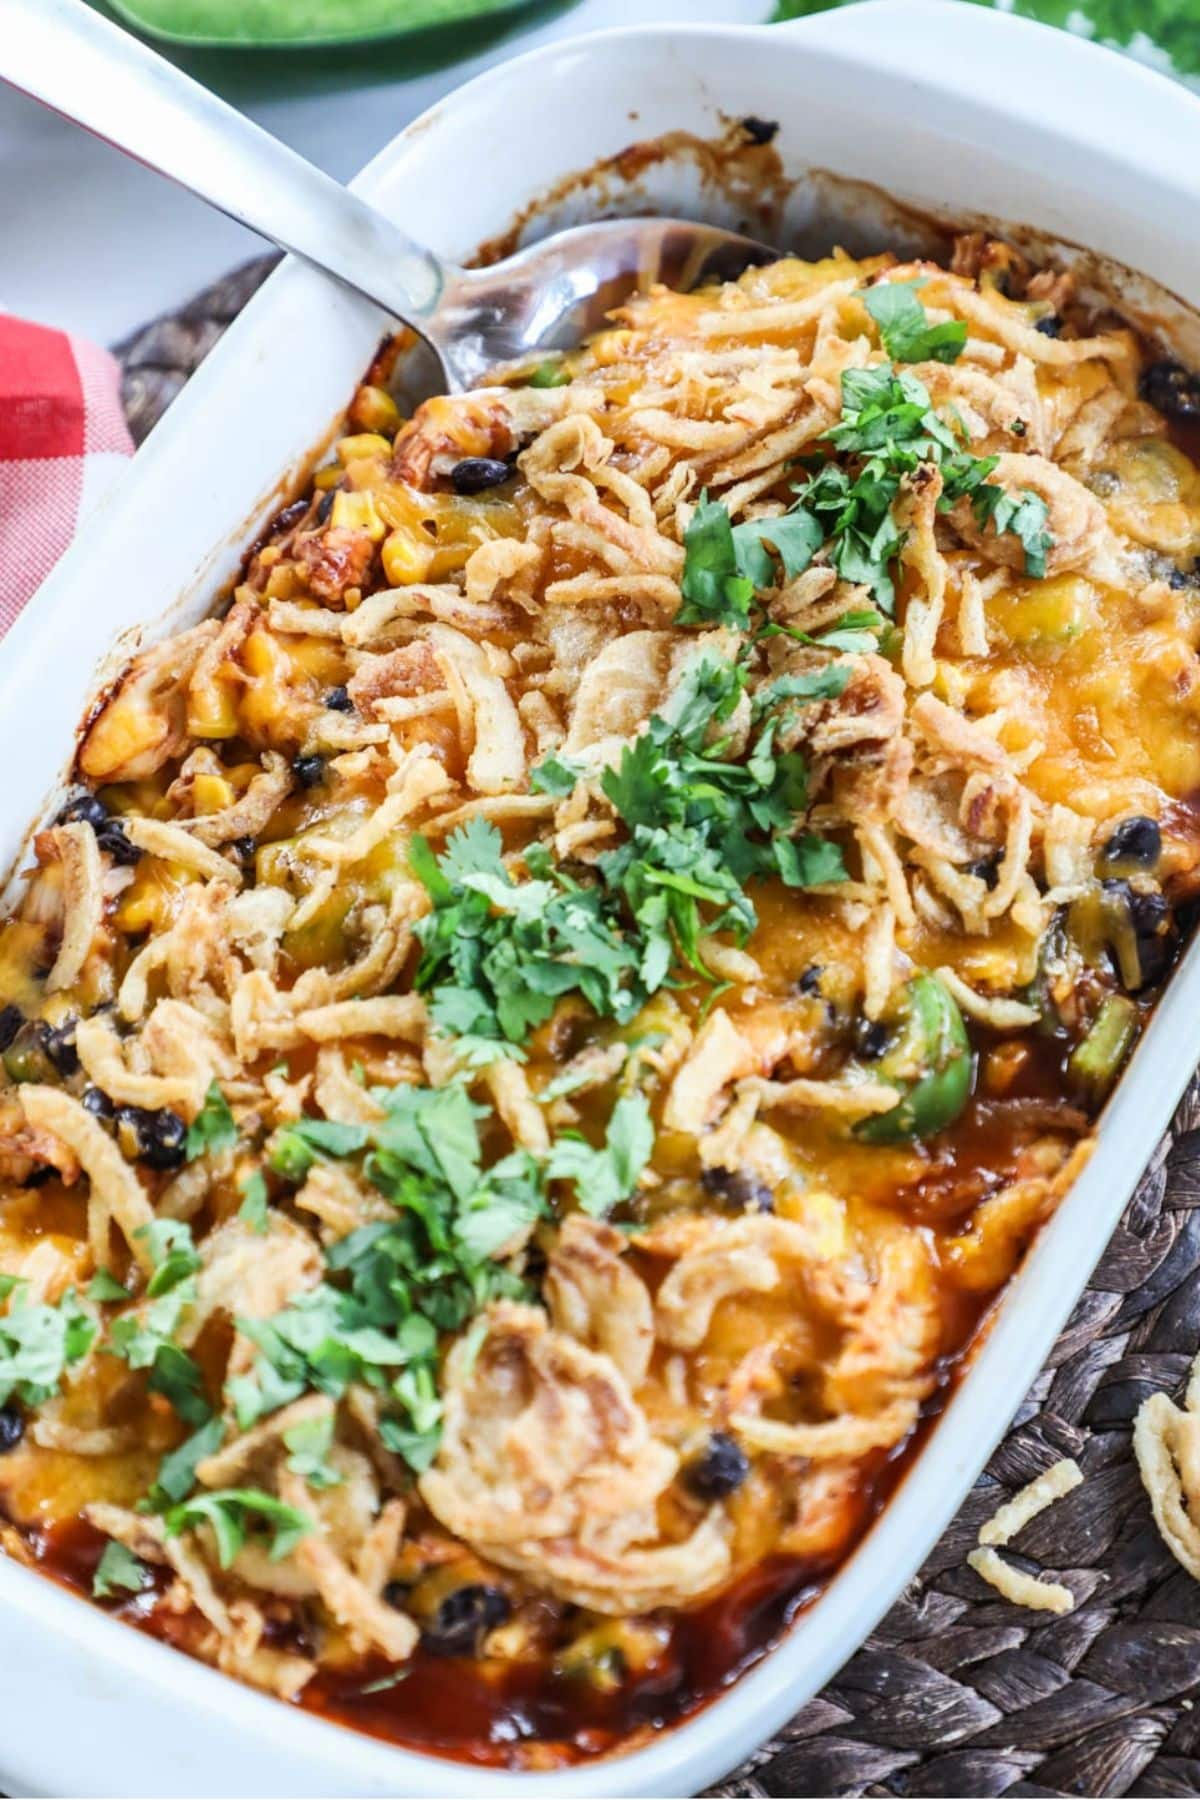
<box><xmin>113</xmin><ymin>260</ymin><xmax>1200</xmax><ymax>1800</ymax></box>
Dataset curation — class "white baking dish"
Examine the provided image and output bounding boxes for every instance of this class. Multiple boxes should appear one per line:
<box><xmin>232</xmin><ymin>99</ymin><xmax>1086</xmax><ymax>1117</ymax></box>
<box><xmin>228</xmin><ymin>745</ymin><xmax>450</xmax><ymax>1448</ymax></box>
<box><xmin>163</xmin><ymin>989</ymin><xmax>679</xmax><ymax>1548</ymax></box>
<box><xmin>3</xmin><ymin>4</ymin><xmax>1200</xmax><ymax>1793</ymax></box>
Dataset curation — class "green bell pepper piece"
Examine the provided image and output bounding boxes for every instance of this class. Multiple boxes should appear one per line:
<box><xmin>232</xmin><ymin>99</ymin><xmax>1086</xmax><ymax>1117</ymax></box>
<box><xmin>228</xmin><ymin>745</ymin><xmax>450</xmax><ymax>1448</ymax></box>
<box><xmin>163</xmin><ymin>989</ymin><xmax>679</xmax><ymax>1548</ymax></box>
<box><xmin>855</xmin><ymin>973</ymin><xmax>973</xmax><ymax>1144</ymax></box>
<box><xmin>1066</xmin><ymin>994</ymin><xmax>1139</xmax><ymax>1103</ymax></box>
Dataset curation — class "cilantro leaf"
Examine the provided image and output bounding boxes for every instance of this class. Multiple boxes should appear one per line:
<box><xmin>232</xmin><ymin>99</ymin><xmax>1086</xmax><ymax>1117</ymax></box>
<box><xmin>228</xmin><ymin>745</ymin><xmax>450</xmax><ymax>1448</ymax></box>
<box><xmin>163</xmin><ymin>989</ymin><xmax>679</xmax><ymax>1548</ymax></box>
<box><xmin>283</xmin><ymin>1411</ymin><xmax>342</xmax><ymax>1491</ymax></box>
<box><xmin>775</xmin><ymin>831</ymin><xmax>849</xmax><ymax>887</ymax></box>
<box><xmin>109</xmin><ymin>1274</ymin><xmax>211</xmax><ymax>1429</ymax></box>
<box><xmin>677</xmin><ymin>493</ymin><xmax>756</xmax><ymax>629</ymax></box>
<box><xmin>164</xmin><ymin>1487</ymin><xmax>313</xmax><ymax>1568</ymax></box>
<box><xmin>454</xmin><ymin>1148</ymin><xmax>546</xmax><ymax>1261</ymax></box>
<box><xmin>0</xmin><ymin>1287</ymin><xmax>96</xmax><ymax>1409</ymax></box>
<box><xmin>185</xmin><ymin>1082</ymin><xmax>237</xmax><ymax>1161</ymax></box>
<box><xmin>546</xmin><ymin>1091</ymin><xmax>654</xmax><ymax>1218</ymax></box>
<box><xmin>143</xmin><ymin>1415</ymin><xmax>226</xmax><ymax>1511</ymax></box>
<box><xmin>87</xmin><ymin>1268</ymin><xmax>131</xmax><ymax>1304</ymax></box>
<box><xmin>971</xmin><ymin>483</ymin><xmax>1054</xmax><ymax>579</ymax></box>
<box><xmin>863</xmin><ymin>279</ymin><xmax>968</xmax><ymax>365</ymax></box>
<box><xmin>753</xmin><ymin>664</ymin><xmax>850</xmax><ymax>719</ymax></box>
<box><xmin>731</xmin><ymin>509</ymin><xmax>824</xmax><ymax>584</ymax></box>
<box><xmin>138</xmin><ymin>1219</ymin><xmax>201</xmax><ymax>1299</ymax></box>
<box><xmin>270</xmin><ymin>1118</ymin><xmax>369</xmax><ymax>1182</ymax></box>
<box><xmin>529</xmin><ymin>754</ymin><xmax>581</xmax><ymax>798</ymax></box>
<box><xmin>92</xmin><ymin>1540</ymin><xmax>153</xmax><ymax>1601</ymax></box>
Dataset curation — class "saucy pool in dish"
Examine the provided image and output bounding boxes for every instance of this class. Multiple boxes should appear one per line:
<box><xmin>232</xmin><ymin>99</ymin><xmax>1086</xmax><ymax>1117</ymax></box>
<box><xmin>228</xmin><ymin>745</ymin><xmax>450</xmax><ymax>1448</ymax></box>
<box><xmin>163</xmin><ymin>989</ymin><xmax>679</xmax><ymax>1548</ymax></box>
<box><xmin>2</xmin><ymin>236</ymin><xmax>1200</xmax><ymax>1768</ymax></box>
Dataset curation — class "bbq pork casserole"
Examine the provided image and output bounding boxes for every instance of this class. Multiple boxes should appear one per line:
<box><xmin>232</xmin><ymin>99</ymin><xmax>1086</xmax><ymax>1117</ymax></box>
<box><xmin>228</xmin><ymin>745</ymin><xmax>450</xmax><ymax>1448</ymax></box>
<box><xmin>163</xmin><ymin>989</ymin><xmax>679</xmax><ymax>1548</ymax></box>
<box><xmin>1</xmin><ymin>239</ymin><xmax>1199</xmax><ymax>1766</ymax></box>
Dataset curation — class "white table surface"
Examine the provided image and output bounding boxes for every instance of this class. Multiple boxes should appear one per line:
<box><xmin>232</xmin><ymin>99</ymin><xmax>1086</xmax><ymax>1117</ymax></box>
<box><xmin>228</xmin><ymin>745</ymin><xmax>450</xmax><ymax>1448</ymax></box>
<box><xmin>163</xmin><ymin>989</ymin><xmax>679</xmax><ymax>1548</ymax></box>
<box><xmin>0</xmin><ymin>0</ymin><xmax>770</xmax><ymax>348</ymax></box>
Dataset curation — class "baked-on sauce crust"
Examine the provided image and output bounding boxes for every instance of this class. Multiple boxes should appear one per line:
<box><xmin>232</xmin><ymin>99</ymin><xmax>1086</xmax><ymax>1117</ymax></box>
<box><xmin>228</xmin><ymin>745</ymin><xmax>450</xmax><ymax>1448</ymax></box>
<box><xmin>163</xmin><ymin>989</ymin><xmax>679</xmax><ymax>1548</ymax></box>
<box><xmin>2</xmin><ymin>237</ymin><xmax>1200</xmax><ymax>1768</ymax></box>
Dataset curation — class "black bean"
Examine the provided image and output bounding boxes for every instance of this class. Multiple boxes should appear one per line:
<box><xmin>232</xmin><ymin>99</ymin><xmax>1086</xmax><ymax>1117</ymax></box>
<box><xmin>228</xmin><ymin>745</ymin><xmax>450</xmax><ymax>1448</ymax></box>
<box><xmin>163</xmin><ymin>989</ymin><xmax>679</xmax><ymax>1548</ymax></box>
<box><xmin>36</xmin><ymin>1020</ymin><xmax>79</xmax><ymax>1076</ymax></box>
<box><xmin>1101</xmin><ymin>879</ymin><xmax>1174</xmax><ymax>990</ymax></box>
<box><xmin>0</xmin><ymin>1004</ymin><xmax>23</xmax><ymax>1052</ymax></box>
<box><xmin>421</xmin><ymin>1584</ymin><xmax>510</xmax><ymax>1657</ymax></box>
<box><xmin>56</xmin><ymin>791</ymin><xmax>108</xmax><ymax>830</ymax></box>
<box><xmin>701</xmin><ymin>1165</ymin><xmax>773</xmax><ymax>1212</ymax></box>
<box><xmin>292</xmin><ymin>755</ymin><xmax>325</xmax><ymax>789</ymax></box>
<box><xmin>230</xmin><ymin>836</ymin><xmax>257</xmax><ymax>868</ymax></box>
<box><xmin>0</xmin><ymin>1406</ymin><xmax>24</xmax><ymax>1454</ymax></box>
<box><xmin>1101</xmin><ymin>815</ymin><xmax>1162</xmax><ymax>868</ymax></box>
<box><xmin>382</xmin><ymin>1580</ymin><xmax>410</xmax><ymax>1612</ymax></box>
<box><xmin>742</xmin><ymin>116</ymin><xmax>779</xmax><ymax>145</ymax></box>
<box><xmin>1140</xmin><ymin>359</ymin><xmax>1200</xmax><ymax>421</ymax></box>
<box><xmin>1170</xmin><ymin>562</ymin><xmax>1200</xmax><ymax>591</ymax></box>
<box><xmin>796</xmin><ymin>964</ymin><xmax>824</xmax><ymax>996</ymax></box>
<box><xmin>450</xmin><ymin>457</ymin><xmax>512</xmax><ymax>496</ymax></box>
<box><xmin>855</xmin><ymin>1018</ymin><xmax>893</xmax><ymax>1060</ymax></box>
<box><xmin>81</xmin><ymin>1086</ymin><xmax>114</xmax><ymax>1120</ymax></box>
<box><xmin>273</xmin><ymin>498</ymin><xmax>310</xmax><ymax>535</ymax></box>
<box><xmin>115</xmin><ymin>1104</ymin><xmax>187</xmax><ymax>1171</ymax></box>
<box><xmin>94</xmin><ymin>819</ymin><xmax>142</xmax><ymax>867</ymax></box>
<box><xmin>1034</xmin><ymin>315</ymin><xmax>1062</xmax><ymax>338</ymax></box>
<box><xmin>967</xmin><ymin>852</ymin><xmax>1002</xmax><ymax>891</ymax></box>
<box><xmin>324</xmin><ymin>685</ymin><xmax>353</xmax><ymax>713</ymax></box>
<box><xmin>315</xmin><ymin>487</ymin><xmax>337</xmax><ymax>524</ymax></box>
<box><xmin>21</xmin><ymin>1168</ymin><xmax>54</xmax><ymax>1189</ymax></box>
<box><xmin>684</xmin><ymin>1432</ymin><xmax>749</xmax><ymax>1501</ymax></box>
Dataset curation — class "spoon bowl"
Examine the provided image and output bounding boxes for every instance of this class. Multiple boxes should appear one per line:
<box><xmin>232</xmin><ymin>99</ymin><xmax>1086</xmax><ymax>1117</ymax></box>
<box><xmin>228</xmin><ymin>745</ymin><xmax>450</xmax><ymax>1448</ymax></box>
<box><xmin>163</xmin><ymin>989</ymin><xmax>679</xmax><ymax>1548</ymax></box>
<box><xmin>433</xmin><ymin>218</ymin><xmax>776</xmax><ymax>389</ymax></box>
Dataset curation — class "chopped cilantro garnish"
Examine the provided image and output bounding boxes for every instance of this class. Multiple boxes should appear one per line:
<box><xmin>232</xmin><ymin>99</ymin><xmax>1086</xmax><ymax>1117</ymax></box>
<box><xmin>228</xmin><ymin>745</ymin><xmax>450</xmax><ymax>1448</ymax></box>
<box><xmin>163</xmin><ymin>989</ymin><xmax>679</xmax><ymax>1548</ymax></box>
<box><xmin>143</xmin><ymin>1415</ymin><xmax>226</xmax><ymax>1511</ymax></box>
<box><xmin>185</xmin><ymin>1081</ymin><xmax>237</xmax><ymax>1161</ymax></box>
<box><xmin>677</xmin><ymin>493</ymin><xmax>824</xmax><ymax>630</ymax></box>
<box><xmin>226</xmin><ymin>1078</ymin><xmax>544</xmax><ymax>1470</ymax></box>
<box><xmin>677</xmin><ymin>494</ymin><xmax>758</xmax><ymax>629</ymax></box>
<box><xmin>676</xmin><ymin>361</ymin><xmax>1055</xmax><ymax>614</ymax></box>
<box><xmin>411</xmin><ymin>819</ymin><xmax>651</xmax><ymax>1061</ymax></box>
<box><xmin>283</xmin><ymin>1411</ymin><xmax>342</xmax><ymax>1491</ymax></box>
<box><xmin>0</xmin><ymin>1286</ymin><xmax>96</xmax><ymax>1409</ymax></box>
<box><xmin>597</xmin><ymin>652</ymin><xmax>847</xmax><ymax>971</ymax></box>
<box><xmin>270</xmin><ymin>1118</ymin><xmax>370</xmax><ymax>1182</ymax></box>
<box><xmin>86</xmin><ymin>1268</ymin><xmax>131</xmax><ymax>1305</ymax></box>
<box><xmin>164</xmin><ymin>1487</ymin><xmax>312</xmax><ymax>1568</ymax></box>
<box><xmin>863</xmin><ymin>279</ymin><xmax>968</xmax><ymax>365</ymax></box>
<box><xmin>971</xmin><ymin>482</ymin><xmax>1053</xmax><ymax>580</ymax></box>
<box><xmin>110</xmin><ymin>1227</ymin><xmax>211</xmax><ymax>1429</ymax></box>
<box><xmin>92</xmin><ymin>1540</ymin><xmax>152</xmax><ymax>1601</ymax></box>
<box><xmin>545</xmin><ymin>1091</ymin><xmax>654</xmax><ymax>1218</ymax></box>
<box><xmin>529</xmin><ymin>754</ymin><xmax>580</xmax><ymax>798</ymax></box>
<box><xmin>417</xmin><ymin>651</ymin><xmax>844</xmax><ymax>1061</ymax></box>
<box><xmin>138</xmin><ymin>1220</ymin><xmax>201</xmax><ymax>1299</ymax></box>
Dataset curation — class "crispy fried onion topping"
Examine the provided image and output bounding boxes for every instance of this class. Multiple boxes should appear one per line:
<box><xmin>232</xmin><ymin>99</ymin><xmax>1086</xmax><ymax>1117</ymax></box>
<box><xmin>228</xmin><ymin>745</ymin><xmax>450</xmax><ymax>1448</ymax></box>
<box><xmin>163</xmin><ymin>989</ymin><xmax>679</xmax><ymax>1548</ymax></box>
<box><xmin>420</xmin><ymin>1302</ymin><xmax>730</xmax><ymax>1612</ymax></box>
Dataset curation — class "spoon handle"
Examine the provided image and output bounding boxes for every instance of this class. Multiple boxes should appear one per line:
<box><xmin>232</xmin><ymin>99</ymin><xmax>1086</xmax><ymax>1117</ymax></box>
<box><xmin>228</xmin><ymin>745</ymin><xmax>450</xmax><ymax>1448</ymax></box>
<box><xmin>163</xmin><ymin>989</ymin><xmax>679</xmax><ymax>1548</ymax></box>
<box><xmin>3</xmin><ymin>0</ymin><xmax>447</xmax><ymax>326</ymax></box>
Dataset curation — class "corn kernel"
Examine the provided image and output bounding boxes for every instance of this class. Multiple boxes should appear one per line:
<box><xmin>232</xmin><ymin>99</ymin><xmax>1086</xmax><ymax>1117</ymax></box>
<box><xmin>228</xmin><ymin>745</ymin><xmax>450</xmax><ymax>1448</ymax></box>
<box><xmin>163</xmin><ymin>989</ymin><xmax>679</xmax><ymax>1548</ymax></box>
<box><xmin>381</xmin><ymin>528</ymin><xmax>435</xmax><ymax>586</ymax></box>
<box><xmin>263</xmin><ymin>562</ymin><xmax>302</xmax><ymax>601</ymax></box>
<box><xmin>312</xmin><ymin>464</ymin><xmax>342</xmax><ymax>490</ymax></box>
<box><xmin>187</xmin><ymin>675</ymin><xmax>240</xmax><ymax>740</ymax></box>
<box><xmin>115</xmin><ymin>866</ymin><xmax>189</xmax><ymax>935</ymax></box>
<box><xmin>192</xmin><ymin>772</ymin><xmax>236</xmax><ymax>815</ymax></box>
<box><xmin>349</xmin><ymin>384</ymin><xmax>401</xmax><ymax>436</ymax></box>
<box><xmin>335</xmin><ymin>432</ymin><xmax>393</xmax><ymax>468</ymax></box>
<box><xmin>331</xmin><ymin>489</ymin><xmax>387</xmax><ymax>543</ymax></box>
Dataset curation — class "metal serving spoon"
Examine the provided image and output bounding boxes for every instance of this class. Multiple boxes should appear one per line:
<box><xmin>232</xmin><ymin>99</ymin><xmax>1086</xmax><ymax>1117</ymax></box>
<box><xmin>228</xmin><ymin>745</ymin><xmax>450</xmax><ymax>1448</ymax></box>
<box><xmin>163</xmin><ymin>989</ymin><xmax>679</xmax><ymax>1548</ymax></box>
<box><xmin>5</xmin><ymin>0</ymin><xmax>775</xmax><ymax>392</ymax></box>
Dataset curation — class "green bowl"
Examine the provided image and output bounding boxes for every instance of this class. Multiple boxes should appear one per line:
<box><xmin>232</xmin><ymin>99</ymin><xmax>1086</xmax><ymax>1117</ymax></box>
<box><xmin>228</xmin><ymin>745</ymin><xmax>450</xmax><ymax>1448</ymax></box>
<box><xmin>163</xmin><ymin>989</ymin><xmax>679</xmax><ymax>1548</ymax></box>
<box><xmin>106</xmin><ymin>0</ymin><xmax>544</xmax><ymax>51</ymax></box>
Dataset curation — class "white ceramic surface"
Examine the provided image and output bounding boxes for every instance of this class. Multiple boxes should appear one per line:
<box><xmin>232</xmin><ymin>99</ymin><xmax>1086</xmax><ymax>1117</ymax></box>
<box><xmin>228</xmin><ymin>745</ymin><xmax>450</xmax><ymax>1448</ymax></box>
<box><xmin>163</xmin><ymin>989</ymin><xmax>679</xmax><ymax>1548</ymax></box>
<box><xmin>2</xmin><ymin>6</ymin><xmax>1200</xmax><ymax>1794</ymax></box>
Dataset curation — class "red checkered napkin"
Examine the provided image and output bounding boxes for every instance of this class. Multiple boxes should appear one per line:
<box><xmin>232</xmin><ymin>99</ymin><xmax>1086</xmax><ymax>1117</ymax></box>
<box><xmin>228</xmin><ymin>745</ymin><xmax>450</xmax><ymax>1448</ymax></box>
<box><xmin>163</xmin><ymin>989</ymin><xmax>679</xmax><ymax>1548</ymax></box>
<box><xmin>0</xmin><ymin>313</ymin><xmax>133</xmax><ymax>637</ymax></box>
